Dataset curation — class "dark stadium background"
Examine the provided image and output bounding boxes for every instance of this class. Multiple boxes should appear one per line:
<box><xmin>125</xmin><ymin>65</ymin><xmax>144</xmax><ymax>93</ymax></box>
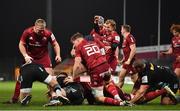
<box><xmin>0</xmin><ymin>0</ymin><xmax>179</xmax><ymax>80</ymax></box>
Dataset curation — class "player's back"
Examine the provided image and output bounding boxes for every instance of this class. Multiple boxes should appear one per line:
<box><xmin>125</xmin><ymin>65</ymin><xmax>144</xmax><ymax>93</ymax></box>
<box><xmin>144</xmin><ymin>63</ymin><xmax>178</xmax><ymax>84</ymax></box>
<box><xmin>122</xmin><ymin>34</ymin><xmax>136</xmax><ymax>61</ymax></box>
<box><xmin>63</xmin><ymin>82</ymin><xmax>84</xmax><ymax>105</ymax></box>
<box><xmin>77</xmin><ymin>39</ymin><xmax>107</xmax><ymax>69</ymax></box>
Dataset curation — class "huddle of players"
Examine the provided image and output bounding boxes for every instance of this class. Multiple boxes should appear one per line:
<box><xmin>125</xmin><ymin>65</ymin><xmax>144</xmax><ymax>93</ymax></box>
<box><xmin>8</xmin><ymin>16</ymin><xmax>180</xmax><ymax>106</ymax></box>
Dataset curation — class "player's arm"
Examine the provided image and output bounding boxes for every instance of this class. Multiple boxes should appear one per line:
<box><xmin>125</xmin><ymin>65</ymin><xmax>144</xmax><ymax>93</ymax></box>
<box><xmin>125</xmin><ymin>44</ymin><xmax>136</xmax><ymax>64</ymax></box>
<box><xmin>73</xmin><ymin>57</ymin><xmax>83</xmax><ymax>78</ymax></box>
<box><xmin>52</xmin><ymin>41</ymin><xmax>61</xmax><ymax>62</ymax></box>
<box><xmin>19</xmin><ymin>41</ymin><xmax>28</xmax><ymax>58</ymax></box>
<box><xmin>19</xmin><ymin>31</ymin><xmax>33</xmax><ymax>63</ymax></box>
<box><xmin>161</xmin><ymin>47</ymin><xmax>173</xmax><ymax>55</ymax></box>
<box><xmin>130</xmin><ymin>85</ymin><xmax>149</xmax><ymax>104</ymax></box>
<box><xmin>111</xmin><ymin>35</ymin><xmax>120</xmax><ymax>51</ymax></box>
<box><xmin>50</xmin><ymin>33</ymin><xmax>61</xmax><ymax>63</ymax></box>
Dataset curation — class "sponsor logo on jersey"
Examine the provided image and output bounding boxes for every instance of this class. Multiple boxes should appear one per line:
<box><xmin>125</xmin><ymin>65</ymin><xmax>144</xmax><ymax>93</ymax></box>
<box><xmin>29</xmin><ymin>36</ymin><xmax>33</xmax><ymax>40</ymax></box>
<box><xmin>42</xmin><ymin>37</ymin><xmax>47</xmax><ymax>41</ymax></box>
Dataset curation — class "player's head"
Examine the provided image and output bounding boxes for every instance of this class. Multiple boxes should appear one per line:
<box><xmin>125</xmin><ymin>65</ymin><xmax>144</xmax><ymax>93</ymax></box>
<box><xmin>133</xmin><ymin>59</ymin><xmax>146</xmax><ymax>73</ymax></box>
<box><xmin>34</xmin><ymin>18</ymin><xmax>46</xmax><ymax>35</ymax></box>
<box><xmin>56</xmin><ymin>72</ymin><xmax>68</xmax><ymax>87</ymax></box>
<box><xmin>70</xmin><ymin>32</ymin><xmax>84</xmax><ymax>47</ymax></box>
<box><xmin>121</xmin><ymin>25</ymin><xmax>131</xmax><ymax>35</ymax></box>
<box><xmin>104</xmin><ymin>19</ymin><xmax>116</xmax><ymax>33</ymax></box>
<box><xmin>170</xmin><ymin>24</ymin><xmax>180</xmax><ymax>36</ymax></box>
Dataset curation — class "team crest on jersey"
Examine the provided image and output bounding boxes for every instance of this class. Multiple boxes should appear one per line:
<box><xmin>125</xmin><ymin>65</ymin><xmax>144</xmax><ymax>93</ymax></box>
<box><xmin>42</xmin><ymin>37</ymin><xmax>47</xmax><ymax>41</ymax></box>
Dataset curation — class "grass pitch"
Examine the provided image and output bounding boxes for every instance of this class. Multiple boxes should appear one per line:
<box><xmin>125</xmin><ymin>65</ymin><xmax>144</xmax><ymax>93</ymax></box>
<box><xmin>0</xmin><ymin>81</ymin><xmax>180</xmax><ymax>110</ymax></box>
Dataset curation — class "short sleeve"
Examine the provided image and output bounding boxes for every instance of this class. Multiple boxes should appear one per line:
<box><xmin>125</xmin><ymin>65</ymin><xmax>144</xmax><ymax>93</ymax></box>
<box><xmin>20</xmin><ymin>30</ymin><xmax>28</xmax><ymax>44</ymax></box>
<box><xmin>127</xmin><ymin>35</ymin><xmax>136</xmax><ymax>46</ymax></box>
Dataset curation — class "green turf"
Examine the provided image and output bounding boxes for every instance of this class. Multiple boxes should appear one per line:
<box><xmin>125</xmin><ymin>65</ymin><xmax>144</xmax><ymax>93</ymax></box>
<box><xmin>0</xmin><ymin>81</ymin><xmax>180</xmax><ymax>110</ymax></box>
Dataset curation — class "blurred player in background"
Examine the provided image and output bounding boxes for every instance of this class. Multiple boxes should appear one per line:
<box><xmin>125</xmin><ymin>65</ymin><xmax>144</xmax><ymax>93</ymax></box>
<box><xmin>118</xmin><ymin>25</ymin><xmax>137</xmax><ymax>88</ymax></box>
<box><xmin>161</xmin><ymin>24</ymin><xmax>180</xmax><ymax>93</ymax></box>
<box><xmin>5</xmin><ymin>19</ymin><xmax>61</xmax><ymax>103</ymax></box>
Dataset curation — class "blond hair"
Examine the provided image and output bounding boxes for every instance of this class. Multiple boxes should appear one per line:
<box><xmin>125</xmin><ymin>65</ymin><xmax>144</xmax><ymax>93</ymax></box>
<box><xmin>35</xmin><ymin>18</ymin><xmax>46</xmax><ymax>27</ymax></box>
<box><xmin>105</xmin><ymin>19</ymin><xmax>116</xmax><ymax>30</ymax></box>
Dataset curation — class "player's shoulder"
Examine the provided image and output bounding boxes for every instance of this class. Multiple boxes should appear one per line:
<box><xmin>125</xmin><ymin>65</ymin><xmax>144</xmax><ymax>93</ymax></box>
<box><xmin>24</xmin><ymin>26</ymin><xmax>34</xmax><ymax>34</ymax></box>
<box><xmin>44</xmin><ymin>28</ymin><xmax>52</xmax><ymax>36</ymax></box>
<box><xmin>128</xmin><ymin>34</ymin><xmax>135</xmax><ymax>39</ymax></box>
<box><xmin>112</xmin><ymin>31</ymin><xmax>119</xmax><ymax>36</ymax></box>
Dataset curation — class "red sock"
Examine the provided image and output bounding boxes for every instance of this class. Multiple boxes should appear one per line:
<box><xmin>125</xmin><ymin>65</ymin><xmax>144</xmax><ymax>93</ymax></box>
<box><xmin>106</xmin><ymin>82</ymin><xmax>119</xmax><ymax>97</ymax></box>
<box><xmin>104</xmin><ymin>97</ymin><xmax>120</xmax><ymax>105</ymax></box>
<box><xmin>12</xmin><ymin>81</ymin><xmax>21</xmax><ymax>101</ymax></box>
<box><xmin>144</xmin><ymin>89</ymin><xmax>166</xmax><ymax>102</ymax></box>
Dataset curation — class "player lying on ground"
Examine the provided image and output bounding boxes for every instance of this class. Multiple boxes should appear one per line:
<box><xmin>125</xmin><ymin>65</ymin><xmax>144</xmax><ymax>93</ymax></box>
<box><xmin>44</xmin><ymin>72</ymin><xmax>95</xmax><ymax>106</ymax></box>
<box><xmin>128</xmin><ymin>59</ymin><xmax>179</xmax><ymax>105</ymax></box>
<box><xmin>19</xmin><ymin>62</ymin><xmax>68</xmax><ymax>106</ymax></box>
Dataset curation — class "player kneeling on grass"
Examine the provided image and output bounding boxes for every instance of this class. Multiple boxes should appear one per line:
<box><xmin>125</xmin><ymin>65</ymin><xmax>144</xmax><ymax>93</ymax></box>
<box><xmin>44</xmin><ymin>72</ymin><xmax>87</xmax><ymax>106</ymax></box>
<box><xmin>19</xmin><ymin>62</ymin><xmax>69</xmax><ymax>106</ymax></box>
<box><xmin>128</xmin><ymin>59</ymin><xmax>179</xmax><ymax>105</ymax></box>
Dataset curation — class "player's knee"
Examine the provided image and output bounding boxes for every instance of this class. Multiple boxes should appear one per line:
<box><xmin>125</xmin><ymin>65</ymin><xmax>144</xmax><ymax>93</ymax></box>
<box><xmin>95</xmin><ymin>96</ymin><xmax>104</xmax><ymax>103</ymax></box>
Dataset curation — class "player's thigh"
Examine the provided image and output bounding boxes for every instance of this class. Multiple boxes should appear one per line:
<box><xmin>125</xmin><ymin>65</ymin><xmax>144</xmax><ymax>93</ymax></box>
<box><xmin>91</xmin><ymin>86</ymin><xmax>104</xmax><ymax>98</ymax></box>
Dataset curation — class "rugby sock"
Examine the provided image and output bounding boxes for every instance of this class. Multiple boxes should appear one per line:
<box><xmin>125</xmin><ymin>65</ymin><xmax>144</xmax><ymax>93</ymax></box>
<box><xmin>117</xmin><ymin>87</ymin><xmax>127</xmax><ymax>100</ymax></box>
<box><xmin>53</xmin><ymin>84</ymin><xmax>62</xmax><ymax>97</ymax></box>
<box><xmin>105</xmin><ymin>82</ymin><xmax>121</xmax><ymax>100</ymax></box>
<box><xmin>104</xmin><ymin>97</ymin><xmax>120</xmax><ymax>106</ymax></box>
<box><xmin>144</xmin><ymin>89</ymin><xmax>166</xmax><ymax>102</ymax></box>
<box><xmin>12</xmin><ymin>81</ymin><xmax>21</xmax><ymax>101</ymax></box>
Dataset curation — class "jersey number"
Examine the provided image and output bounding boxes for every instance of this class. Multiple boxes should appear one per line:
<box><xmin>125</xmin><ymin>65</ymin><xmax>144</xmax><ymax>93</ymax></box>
<box><xmin>85</xmin><ymin>45</ymin><xmax>100</xmax><ymax>56</ymax></box>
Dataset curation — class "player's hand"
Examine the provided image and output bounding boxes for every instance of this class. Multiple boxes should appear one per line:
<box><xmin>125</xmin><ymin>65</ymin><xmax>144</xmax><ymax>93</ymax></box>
<box><xmin>105</xmin><ymin>46</ymin><xmax>111</xmax><ymax>52</ymax></box>
<box><xmin>125</xmin><ymin>59</ymin><xmax>131</xmax><ymax>65</ymax></box>
<box><xmin>71</xmin><ymin>49</ymin><xmax>76</xmax><ymax>57</ymax></box>
<box><xmin>176</xmin><ymin>56</ymin><xmax>180</xmax><ymax>62</ymax></box>
<box><xmin>94</xmin><ymin>15</ymin><xmax>104</xmax><ymax>26</ymax></box>
<box><xmin>160</xmin><ymin>51</ymin><xmax>166</xmax><ymax>56</ymax></box>
<box><xmin>24</xmin><ymin>54</ymin><xmax>33</xmax><ymax>64</ymax></box>
<box><xmin>55</xmin><ymin>55</ymin><xmax>61</xmax><ymax>63</ymax></box>
<box><xmin>64</xmin><ymin>76</ymin><xmax>73</xmax><ymax>85</ymax></box>
<box><xmin>119</xmin><ymin>58</ymin><xmax>125</xmax><ymax>64</ymax></box>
